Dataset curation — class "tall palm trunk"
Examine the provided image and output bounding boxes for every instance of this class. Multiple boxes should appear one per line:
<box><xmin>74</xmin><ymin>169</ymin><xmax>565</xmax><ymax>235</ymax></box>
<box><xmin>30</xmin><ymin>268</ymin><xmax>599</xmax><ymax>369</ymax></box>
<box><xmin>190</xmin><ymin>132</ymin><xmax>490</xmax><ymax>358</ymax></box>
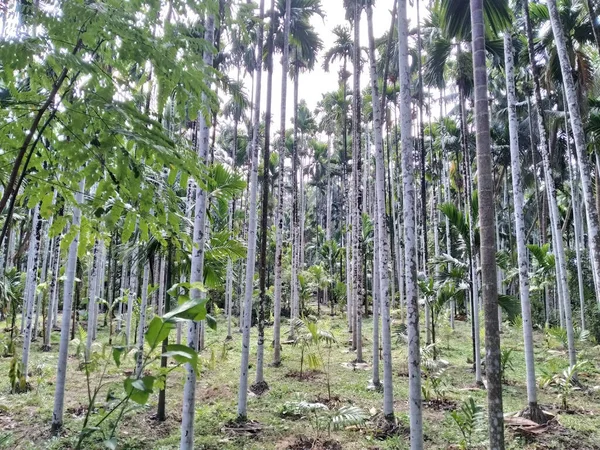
<box><xmin>86</xmin><ymin>240</ymin><xmax>100</xmax><ymax>359</ymax></box>
<box><xmin>351</xmin><ymin>1</ymin><xmax>364</xmax><ymax>363</ymax></box>
<box><xmin>180</xmin><ymin>14</ymin><xmax>214</xmax><ymax>450</ymax></box>
<box><xmin>367</xmin><ymin>1</ymin><xmax>393</xmax><ymax>421</ymax></box>
<box><xmin>291</xmin><ymin>57</ymin><xmax>301</xmax><ymax>321</ymax></box>
<box><xmin>51</xmin><ymin>179</ymin><xmax>85</xmax><ymax>432</ymax></box>
<box><xmin>504</xmin><ymin>31</ymin><xmax>544</xmax><ymax>422</ymax></box>
<box><xmin>524</xmin><ymin>3</ymin><xmax>576</xmax><ymax>365</ymax></box>
<box><xmin>44</xmin><ymin>234</ymin><xmax>61</xmax><ymax>350</ymax></box>
<box><xmin>237</xmin><ymin>0</ymin><xmax>265</xmax><ymax>420</ymax></box>
<box><xmin>470</xmin><ymin>0</ymin><xmax>504</xmax><ymax>446</ymax></box>
<box><xmin>398</xmin><ymin>0</ymin><xmax>422</xmax><ymax>446</ymax></box>
<box><xmin>547</xmin><ymin>0</ymin><xmax>600</xmax><ymax>320</ymax></box>
<box><xmin>21</xmin><ymin>205</ymin><xmax>42</xmax><ymax>379</ymax></box>
<box><xmin>273</xmin><ymin>0</ymin><xmax>292</xmax><ymax>365</ymax></box>
<box><xmin>126</xmin><ymin>247</ymin><xmax>139</xmax><ymax>347</ymax></box>
<box><xmin>135</xmin><ymin>263</ymin><xmax>150</xmax><ymax>377</ymax></box>
<box><xmin>254</xmin><ymin>0</ymin><xmax>276</xmax><ymax>389</ymax></box>
<box><xmin>117</xmin><ymin>256</ymin><xmax>129</xmax><ymax>334</ymax></box>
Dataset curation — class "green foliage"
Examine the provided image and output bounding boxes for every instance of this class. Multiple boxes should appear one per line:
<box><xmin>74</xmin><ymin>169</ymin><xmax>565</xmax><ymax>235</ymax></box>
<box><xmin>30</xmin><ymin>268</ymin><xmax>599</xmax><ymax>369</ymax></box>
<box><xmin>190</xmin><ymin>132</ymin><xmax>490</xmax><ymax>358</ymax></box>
<box><xmin>8</xmin><ymin>357</ymin><xmax>27</xmax><ymax>394</ymax></box>
<box><xmin>280</xmin><ymin>398</ymin><xmax>368</xmax><ymax>439</ymax></box>
<box><xmin>422</xmin><ymin>366</ymin><xmax>448</xmax><ymax>402</ymax></box>
<box><xmin>449</xmin><ymin>397</ymin><xmax>484</xmax><ymax>449</ymax></box>
<box><xmin>539</xmin><ymin>361</ymin><xmax>589</xmax><ymax>410</ymax></box>
<box><xmin>72</xmin><ymin>287</ymin><xmax>214</xmax><ymax>449</ymax></box>
<box><xmin>500</xmin><ymin>348</ymin><xmax>515</xmax><ymax>383</ymax></box>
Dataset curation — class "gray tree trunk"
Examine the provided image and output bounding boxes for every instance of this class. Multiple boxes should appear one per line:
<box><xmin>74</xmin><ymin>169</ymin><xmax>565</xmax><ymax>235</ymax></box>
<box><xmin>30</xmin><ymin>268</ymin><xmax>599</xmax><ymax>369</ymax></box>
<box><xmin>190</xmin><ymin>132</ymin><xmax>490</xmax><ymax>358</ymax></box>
<box><xmin>398</xmin><ymin>0</ymin><xmax>423</xmax><ymax>446</ymax></box>
<box><xmin>51</xmin><ymin>179</ymin><xmax>85</xmax><ymax>431</ymax></box>
<box><xmin>237</xmin><ymin>0</ymin><xmax>265</xmax><ymax>419</ymax></box>
<box><xmin>505</xmin><ymin>31</ymin><xmax>542</xmax><ymax>419</ymax></box>
<box><xmin>367</xmin><ymin>1</ymin><xmax>393</xmax><ymax>419</ymax></box>
<box><xmin>470</xmin><ymin>0</ymin><xmax>504</xmax><ymax>445</ymax></box>
<box><xmin>179</xmin><ymin>14</ymin><xmax>214</xmax><ymax>449</ymax></box>
<box><xmin>21</xmin><ymin>205</ymin><xmax>42</xmax><ymax>378</ymax></box>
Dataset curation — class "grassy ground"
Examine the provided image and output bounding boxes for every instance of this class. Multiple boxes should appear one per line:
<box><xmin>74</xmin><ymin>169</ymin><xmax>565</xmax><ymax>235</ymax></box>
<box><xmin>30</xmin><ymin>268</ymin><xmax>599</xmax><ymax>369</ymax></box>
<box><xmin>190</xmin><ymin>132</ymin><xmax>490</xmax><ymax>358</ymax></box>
<box><xmin>0</xmin><ymin>307</ymin><xmax>599</xmax><ymax>449</ymax></box>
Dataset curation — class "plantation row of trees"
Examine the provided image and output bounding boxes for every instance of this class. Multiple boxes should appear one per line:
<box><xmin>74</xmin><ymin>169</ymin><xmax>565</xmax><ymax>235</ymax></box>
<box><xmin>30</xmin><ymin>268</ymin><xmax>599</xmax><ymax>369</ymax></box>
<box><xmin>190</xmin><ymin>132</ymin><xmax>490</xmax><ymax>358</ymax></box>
<box><xmin>2</xmin><ymin>0</ymin><xmax>600</xmax><ymax>448</ymax></box>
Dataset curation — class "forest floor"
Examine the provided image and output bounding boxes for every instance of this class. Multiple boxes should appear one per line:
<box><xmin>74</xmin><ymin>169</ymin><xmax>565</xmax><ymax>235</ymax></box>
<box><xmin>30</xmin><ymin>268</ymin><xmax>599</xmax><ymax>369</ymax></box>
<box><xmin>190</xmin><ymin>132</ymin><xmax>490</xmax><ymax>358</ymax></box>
<box><xmin>0</xmin><ymin>307</ymin><xmax>600</xmax><ymax>449</ymax></box>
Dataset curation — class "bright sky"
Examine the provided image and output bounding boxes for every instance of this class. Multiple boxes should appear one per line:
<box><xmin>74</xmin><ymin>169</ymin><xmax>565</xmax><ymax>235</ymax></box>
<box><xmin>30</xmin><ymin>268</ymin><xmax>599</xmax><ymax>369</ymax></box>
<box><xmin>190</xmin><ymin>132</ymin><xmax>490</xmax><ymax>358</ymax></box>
<box><xmin>258</xmin><ymin>0</ymin><xmax>417</xmax><ymax>131</ymax></box>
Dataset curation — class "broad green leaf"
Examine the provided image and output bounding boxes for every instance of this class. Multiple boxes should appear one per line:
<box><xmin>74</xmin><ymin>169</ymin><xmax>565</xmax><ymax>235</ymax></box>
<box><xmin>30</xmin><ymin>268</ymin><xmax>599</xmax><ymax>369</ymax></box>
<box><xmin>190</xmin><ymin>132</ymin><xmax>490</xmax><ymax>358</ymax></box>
<box><xmin>121</xmin><ymin>211</ymin><xmax>137</xmax><ymax>243</ymax></box>
<box><xmin>162</xmin><ymin>297</ymin><xmax>208</xmax><ymax>323</ymax></box>
<box><xmin>112</xmin><ymin>346</ymin><xmax>126</xmax><ymax>368</ymax></box>
<box><xmin>163</xmin><ymin>344</ymin><xmax>198</xmax><ymax>373</ymax></box>
<box><xmin>123</xmin><ymin>376</ymin><xmax>155</xmax><ymax>405</ymax></box>
<box><xmin>145</xmin><ymin>317</ymin><xmax>172</xmax><ymax>351</ymax></box>
<box><xmin>206</xmin><ymin>314</ymin><xmax>217</xmax><ymax>331</ymax></box>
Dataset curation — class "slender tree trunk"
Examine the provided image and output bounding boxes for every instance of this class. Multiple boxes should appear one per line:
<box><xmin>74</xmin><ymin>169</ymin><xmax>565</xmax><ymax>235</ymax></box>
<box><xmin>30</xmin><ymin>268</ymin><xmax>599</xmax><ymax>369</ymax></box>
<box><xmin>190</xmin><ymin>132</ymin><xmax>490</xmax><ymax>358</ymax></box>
<box><xmin>352</xmin><ymin>1</ymin><xmax>364</xmax><ymax>363</ymax></box>
<box><xmin>33</xmin><ymin>216</ymin><xmax>51</xmax><ymax>339</ymax></box>
<box><xmin>157</xmin><ymin>243</ymin><xmax>173</xmax><ymax>421</ymax></box>
<box><xmin>505</xmin><ymin>31</ymin><xmax>544</xmax><ymax>422</ymax></box>
<box><xmin>117</xmin><ymin>257</ymin><xmax>129</xmax><ymax>334</ymax></box>
<box><xmin>180</xmin><ymin>14</ymin><xmax>214</xmax><ymax>450</ymax></box>
<box><xmin>470</xmin><ymin>0</ymin><xmax>504</xmax><ymax>445</ymax></box>
<box><xmin>21</xmin><ymin>205</ymin><xmax>42</xmax><ymax>379</ymax></box>
<box><xmin>272</xmin><ymin>0</ymin><xmax>291</xmax><ymax>367</ymax></box>
<box><xmin>367</xmin><ymin>1</ymin><xmax>393</xmax><ymax>420</ymax></box>
<box><xmin>524</xmin><ymin>2</ymin><xmax>576</xmax><ymax>366</ymax></box>
<box><xmin>51</xmin><ymin>179</ymin><xmax>85</xmax><ymax>432</ymax></box>
<box><xmin>44</xmin><ymin>234</ymin><xmax>61</xmax><ymax>350</ymax></box>
<box><xmin>237</xmin><ymin>0</ymin><xmax>265</xmax><ymax>420</ymax></box>
<box><xmin>86</xmin><ymin>240</ymin><xmax>100</xmax><ymax>359</ymax></box>
<box><xmin>398</xmin><ymin>0</ymin><xmax>422</xmax><ymax>445</ymax></box>
<box><xmin>547</xmin><ymin>0</ymin><xmax>600</xmax><ymax>322</ymax></box>
<box><xmin>126</xmin><ymin>247</ymin><xmax>139</xmax><ymax>347</ymax></box>
<box><xmin>135</xmin><ymin>263</ymin><xmax>150</xmax><ymax>377</ymax></box>
<box><xmin>254</xmin><ymin>0</ymin><xmax>276</xmax><ymax>389</ymax></box>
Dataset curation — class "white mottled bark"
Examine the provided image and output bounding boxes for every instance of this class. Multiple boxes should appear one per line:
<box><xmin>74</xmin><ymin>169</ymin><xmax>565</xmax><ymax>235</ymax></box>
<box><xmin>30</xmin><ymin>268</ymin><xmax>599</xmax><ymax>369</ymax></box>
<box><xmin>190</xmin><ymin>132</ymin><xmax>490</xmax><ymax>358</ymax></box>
<box><xmin>548</xmin><ymin>0</ymin><xmax>600</xmax><ymax>318</ymax></box>
<box><xmin>398</xmin><ymin>0</ymin><xmax>422</xmax><ymax>445</ymax></box>
<box><xmin>135</xmin><ymin>263</ymin><xmax>150</xmax><ymax>377</ymax></box>
<box><xmin>21</xmin><ymin>205</ymin><xmax>42</xmax><ymax>378</ymax></box>
<box><xmin>505</xmin><ymin>31</ymin><xmax>539</xmax><ymax>408</ymax></box>
<box><xmin>237</xmin><ymin>0</ymin><xmax>264</xmax><ymax>418</ymax></box>
<box><xmin>272</xmin><ymin>0</ymin><xmax>291</xmax><ymax>366</ymax></box>
<box><xmin>86</xmin><ymin>240</ymin><xmax>100</xmax><ymax>359</ymax></box>
<box><xmin>126</xmin><ymin>247</ymin><xmax>138</xmax><ymax>347</ymax></box>
<box><xmin>367</xmin><ymin>2</ymin><xmax>393</xmax><ymax>417</ymax></box>
<box><xmin>180</xmin><ymin>13</ymin><xmax>214</xmax><ymax>449</ymax></box>
<box><xmin>52</xmin><ymin>179</ymin><xmax>85</xmax><ymax>431</ymax></box>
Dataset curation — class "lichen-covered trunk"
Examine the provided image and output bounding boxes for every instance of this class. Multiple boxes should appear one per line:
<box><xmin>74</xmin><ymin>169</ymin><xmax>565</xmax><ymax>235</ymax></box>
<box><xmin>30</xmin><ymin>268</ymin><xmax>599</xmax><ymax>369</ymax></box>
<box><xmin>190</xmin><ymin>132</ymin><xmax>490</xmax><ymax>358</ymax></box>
<box><xmin>398</xmin><ymin>0</ymin><xmax>422</xmax><ymax>446</ymax></box>
<box><xmin>367</xmin><ymin>2</ymin><xmax>393</xmax><ymax>419</ymax></box>
<box><xmin>470</xmin><ymin>0</ymin><xmax>504</xmax><ymax>446</ymax></box>
<box><xmin>272</xmin><ymin>0</ymin><xmax>291</xmax><ymax>366</ymax></box>
<box><xmin>547</xmin><ymin>0</ymin><xmax>590</xmax><ymax>367</ymax></box>
<box><xmin>179</xmin><ymin>14</ymin><xmax>214</xmax><ymax>450</ymax></box>
<box><xmin>135</xmin><ymin>263</ymin><xmax>150</xmax><ymax>377</ymax></box>
<box><xmin>21</xmin><ymin>205</ymin><xmax>42</xmax><ymax>378</ymax></box>
<box><xmin>51</xmin><ymin>179</ymin><xmax>85</xmax><ymax>432</ymax></box>
<box><xmin>351</xmin><ymin>1</ymin><xmax>364</xmax><ymax>363</ymax></box>
<box><xmin>504</xmin><ymin>31</ymin><xmax>539</xmax><ymax>411</ymax></box>
<box><xmin>524</xmin><ymin>2</ymin><xmax>576</xmax><ymax>366</ymax></box>
<box><xmin>237</xmin><ymin>0</ymin><xmax>265</xmax><ymax>420</ymax></box>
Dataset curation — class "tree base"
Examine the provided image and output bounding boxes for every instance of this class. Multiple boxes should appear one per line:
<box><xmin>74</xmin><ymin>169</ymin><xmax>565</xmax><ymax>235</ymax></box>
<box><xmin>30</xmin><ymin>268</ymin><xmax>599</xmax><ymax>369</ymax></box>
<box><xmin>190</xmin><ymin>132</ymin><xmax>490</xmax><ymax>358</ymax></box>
<box><xmin>249</xmin><ymin>380</ymin><xmax>269</xmax><ymax>396</ymax></box>
<box><xmin>41</xmin><ymin>344</ymin><xmax>51</xmax><ymax>352</ymax></box>
<box><xmin>367</xmin><ymin>379</ymin><xmax>382</xmax><ymax>391</ymax></box>
<box><xmin>519</xmin><ymin>403</ymin><xmax>553</xmax><ymax>424</ymax></box>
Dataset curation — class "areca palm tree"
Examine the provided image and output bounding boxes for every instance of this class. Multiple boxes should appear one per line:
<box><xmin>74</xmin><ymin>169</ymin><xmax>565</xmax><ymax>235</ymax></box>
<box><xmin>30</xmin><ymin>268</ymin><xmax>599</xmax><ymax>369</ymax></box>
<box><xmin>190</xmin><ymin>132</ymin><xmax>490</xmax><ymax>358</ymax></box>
<box><xmin>469</xmin><ymin>0</ymin><xmax>504</xmax><ymax>447</ymax></box>
<box><xmin>366</xmin><ymin>0</ymin><xmax>394</xmax><ymax>424</ymax></box>
<box><xmin>546</xmin><ymin>0</ymin><xmax>598</xmax><ymax>371</ymax></box>
<box><xmin>504</xmin><ymin>26</ymin><xmax>545</xmax><ymax>423</ymax></box>
<box><xmin>397</xmin><ymin>0</ymin><xmax>423</xmax><ymax>446</ymax></box>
